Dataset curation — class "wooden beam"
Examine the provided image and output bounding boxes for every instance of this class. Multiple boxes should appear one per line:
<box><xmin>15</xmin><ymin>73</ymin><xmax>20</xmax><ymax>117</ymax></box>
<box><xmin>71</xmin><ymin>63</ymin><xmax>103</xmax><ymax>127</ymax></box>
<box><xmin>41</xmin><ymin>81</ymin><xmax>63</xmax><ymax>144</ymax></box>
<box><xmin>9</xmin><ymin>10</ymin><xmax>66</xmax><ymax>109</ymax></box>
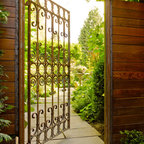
<box><xmin>104</xmin><ymin>0</ymin><xmax>112</xmax><ymax>143</ymax></box>
<box><xmin>19</xmin><ymin>0</ymin><xmax>25</xmax><ymax>143</ymax></box>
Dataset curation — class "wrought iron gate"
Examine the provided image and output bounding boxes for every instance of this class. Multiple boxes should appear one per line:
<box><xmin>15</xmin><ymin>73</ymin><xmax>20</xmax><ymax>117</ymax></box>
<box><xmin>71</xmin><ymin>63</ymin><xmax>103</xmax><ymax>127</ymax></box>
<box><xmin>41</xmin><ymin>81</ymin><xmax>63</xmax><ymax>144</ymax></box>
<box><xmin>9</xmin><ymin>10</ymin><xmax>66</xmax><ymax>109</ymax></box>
<box><xmin>25</xmin><ymin>0</ymin><xmax>70</xmax><ymax>143</ymax></box>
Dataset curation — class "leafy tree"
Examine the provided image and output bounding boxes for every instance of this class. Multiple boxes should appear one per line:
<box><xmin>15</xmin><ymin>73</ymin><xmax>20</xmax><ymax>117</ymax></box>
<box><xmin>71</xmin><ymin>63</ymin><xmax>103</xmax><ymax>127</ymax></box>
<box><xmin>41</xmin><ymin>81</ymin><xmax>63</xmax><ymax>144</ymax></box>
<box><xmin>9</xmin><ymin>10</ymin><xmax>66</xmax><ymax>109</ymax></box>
<box><xmin>78</xmin><ymin>8</ymin><xmax>103</xmax><ymax>68</ymax></box>
<box><xmin>73</xmin><ymin>7</ymin><xmax>104</xmax><ymax>123</ymax></box>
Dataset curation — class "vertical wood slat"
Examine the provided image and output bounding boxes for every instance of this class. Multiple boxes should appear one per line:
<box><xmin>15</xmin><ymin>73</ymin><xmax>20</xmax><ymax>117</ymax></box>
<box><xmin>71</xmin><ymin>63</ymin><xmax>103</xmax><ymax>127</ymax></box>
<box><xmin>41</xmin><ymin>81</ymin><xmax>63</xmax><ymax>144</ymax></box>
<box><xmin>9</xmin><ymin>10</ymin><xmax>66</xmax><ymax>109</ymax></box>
<box><xmin>104</xmin><ymin>0</ymin><xmax>112</xmax><ymax>144</ymax></box>
<box><xmin>19</xmin><ymin>0</ymin><xmax>25</xmax><ymax>143</ymax></box>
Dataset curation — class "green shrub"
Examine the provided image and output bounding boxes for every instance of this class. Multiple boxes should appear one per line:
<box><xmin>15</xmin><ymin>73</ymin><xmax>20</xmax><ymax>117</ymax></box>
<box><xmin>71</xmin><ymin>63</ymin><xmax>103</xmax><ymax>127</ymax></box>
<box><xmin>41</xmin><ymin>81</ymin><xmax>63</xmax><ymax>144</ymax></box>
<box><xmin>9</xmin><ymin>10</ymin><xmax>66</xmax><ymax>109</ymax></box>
<box><xmin>72</xmin><ymin>55</ymin><xmax>104</xmax><ymax>123</ymax></box>
<box><xmin>72</xmin><ymin>75</ymin><xmax>93</xmax><ymax>113</ymax></box>
<box><xmin>120</xmin><ymin>130</ymin><xmax>144</xmax><ymax>144</ymax></box>
<box><xmin>40</xmin><ymin>92</ymin><xmax>50</xmax><ymax>98</ymax></box>
<box><xmin>72</xmin><ymin>6</ymin><xmax>104</xmax><ymax>123</ymax></box>
<box><xmin>92</xmin><ymin>57</ymin><xmax>104</xmax><ymax>122</ymax></box>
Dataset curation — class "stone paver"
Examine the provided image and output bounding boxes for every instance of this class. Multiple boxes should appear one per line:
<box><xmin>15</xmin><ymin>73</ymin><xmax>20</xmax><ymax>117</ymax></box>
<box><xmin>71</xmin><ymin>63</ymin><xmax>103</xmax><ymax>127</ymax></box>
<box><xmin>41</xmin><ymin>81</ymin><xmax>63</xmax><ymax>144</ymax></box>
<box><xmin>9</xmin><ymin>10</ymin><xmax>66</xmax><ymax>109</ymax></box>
<box><xmin>49</xmin><ymin>136</ymin><xmax>104</xmax><ymax>144</ymax></box>
<box><xmin>47</xmin><ymin>110</ymin><xmax>104</xmax><ymax>144</ymax></box>
<box><xmin>25</xmin><ymin>88</ymin><xmax>104</xmax><ymax>144</ymax></box>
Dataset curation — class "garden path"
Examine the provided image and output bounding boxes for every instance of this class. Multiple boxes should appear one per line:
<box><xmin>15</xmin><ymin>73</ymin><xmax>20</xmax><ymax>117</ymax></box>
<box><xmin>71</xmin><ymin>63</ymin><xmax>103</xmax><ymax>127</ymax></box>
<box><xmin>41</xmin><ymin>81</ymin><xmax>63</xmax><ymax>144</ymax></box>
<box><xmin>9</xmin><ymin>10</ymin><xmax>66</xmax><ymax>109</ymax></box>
<box><xmin>25</xmin><ymin>88</ymin><xmax>104</xmax><ymax>144</ymax></box>
<box><xmin>47</xmin><ymin>109</ymin><xmax>104</xmax><ymax>144</ymax></box>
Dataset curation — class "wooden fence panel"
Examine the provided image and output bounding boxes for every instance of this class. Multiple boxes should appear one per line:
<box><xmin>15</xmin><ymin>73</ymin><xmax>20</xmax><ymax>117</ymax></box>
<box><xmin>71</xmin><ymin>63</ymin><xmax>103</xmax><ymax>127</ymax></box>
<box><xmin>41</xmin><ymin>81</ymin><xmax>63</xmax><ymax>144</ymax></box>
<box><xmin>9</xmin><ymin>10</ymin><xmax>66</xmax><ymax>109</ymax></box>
<box><xmin>0</xmin><ymin>0</ymin><xmax>18</xmax><ymax>143</ymax></box>
<box><xmin>112</xmin><ymin>0</ymin><xmax>144</xmax><ymax>143</ymax></box>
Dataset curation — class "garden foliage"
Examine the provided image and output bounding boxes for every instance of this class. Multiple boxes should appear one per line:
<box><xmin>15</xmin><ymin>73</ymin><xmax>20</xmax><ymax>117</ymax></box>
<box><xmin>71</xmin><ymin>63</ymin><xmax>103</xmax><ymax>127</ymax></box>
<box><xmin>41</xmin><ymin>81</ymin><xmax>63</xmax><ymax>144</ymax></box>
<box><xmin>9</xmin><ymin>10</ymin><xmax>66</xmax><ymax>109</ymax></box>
<box><xmin>24</xmin><ymin>7</ymin><xmax>83</xmax><ymax>110</ymax></box>
<box><xmin>120</xmin><ymin>130</ymin><xmax>144</xmax><ymax>144</ymax></box>
<box><xmin>24</xmin><ymin>5</ymin><xmax>104</xmax><ymax>124</ymax></box>
<box><xmin>72</xmin><ymin>56</ymin><xmax>104</xmax><ymax>123</ymax></box>
<box><xmin>0</xmin><ymin>6</ymin><xmax>13</xmax><ymax>143</ymax></box>
<box><xmin>72</xmin><ymin>7</ymin><xmax>104</xmax><ymax>123</ymax></box>
<box><xmin>78</xmin><ymin>8</ymin><xmax>103</xmax><ymax>68</ymax></box>
<box><xmin>0</xmin><ymin>6</ymin><xmax>9</xmax><ymax>24</ymax></box>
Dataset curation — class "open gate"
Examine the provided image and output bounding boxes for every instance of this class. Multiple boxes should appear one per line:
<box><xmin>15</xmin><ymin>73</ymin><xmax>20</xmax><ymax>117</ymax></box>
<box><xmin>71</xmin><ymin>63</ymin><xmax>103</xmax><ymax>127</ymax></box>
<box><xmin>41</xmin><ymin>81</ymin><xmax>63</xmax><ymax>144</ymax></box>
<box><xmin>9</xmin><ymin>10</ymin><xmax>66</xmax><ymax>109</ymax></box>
<box><xmin>25</xmin><ymin>0</ymin><xmax>70</xmax><ymax>143</ymax></box>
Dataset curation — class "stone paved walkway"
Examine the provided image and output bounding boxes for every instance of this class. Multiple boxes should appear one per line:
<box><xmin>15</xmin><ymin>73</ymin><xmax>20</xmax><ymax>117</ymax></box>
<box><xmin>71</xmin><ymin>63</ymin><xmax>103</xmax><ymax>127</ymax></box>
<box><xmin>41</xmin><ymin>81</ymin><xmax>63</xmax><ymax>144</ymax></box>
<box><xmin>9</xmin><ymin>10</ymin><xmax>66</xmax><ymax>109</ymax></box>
<box><xmin>47</xmin><ymin>109</ymin><xmax>104</xmax><ymax>144</ymax></box>
<box><xmin>25</xmin><ymin>107</ymin><xmax>104</xmax><ymax>144</ymax></box>
<box><xmin>25</xmin><ymin>88</ymin><xmax>104</xmax><ymax>144</ymax></box>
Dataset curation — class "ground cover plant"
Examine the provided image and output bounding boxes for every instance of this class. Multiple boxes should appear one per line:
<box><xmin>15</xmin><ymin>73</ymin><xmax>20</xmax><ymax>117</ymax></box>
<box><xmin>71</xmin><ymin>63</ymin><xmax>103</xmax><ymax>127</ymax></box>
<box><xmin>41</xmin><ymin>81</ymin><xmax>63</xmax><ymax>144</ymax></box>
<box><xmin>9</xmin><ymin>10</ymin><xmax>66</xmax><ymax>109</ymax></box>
<box><xmin>120</xmin><ymin>130</ymin><xmax>144</xmax><ymax>144</ymax></box>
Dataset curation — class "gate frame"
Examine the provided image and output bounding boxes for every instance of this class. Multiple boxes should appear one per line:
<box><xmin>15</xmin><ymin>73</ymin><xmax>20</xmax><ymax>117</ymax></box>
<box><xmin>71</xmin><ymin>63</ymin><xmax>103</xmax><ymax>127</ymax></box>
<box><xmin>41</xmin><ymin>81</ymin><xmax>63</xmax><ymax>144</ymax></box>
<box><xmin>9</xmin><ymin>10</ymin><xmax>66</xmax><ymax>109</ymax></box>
<box><xmin>18</xmin><ymin>0</ymin><xmax>112</xmax><ymax>144</ymax></box>
<box><xmin>105</xmin><ymin>0</ymin><xmax>112</xmax><ymax>144</ymax></box>
<box><xmin>19</xmin><ymin>0</ymin><xmax>25</xmax><ymax>143</ymax></box>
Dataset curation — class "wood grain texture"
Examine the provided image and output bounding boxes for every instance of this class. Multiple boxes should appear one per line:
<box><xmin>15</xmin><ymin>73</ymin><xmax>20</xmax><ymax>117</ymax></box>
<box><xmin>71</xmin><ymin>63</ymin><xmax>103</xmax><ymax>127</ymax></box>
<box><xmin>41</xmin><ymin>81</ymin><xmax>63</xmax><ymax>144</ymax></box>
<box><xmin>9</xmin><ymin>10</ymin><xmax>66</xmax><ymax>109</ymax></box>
<box><xmin>0</xmin><ymin>125</ymin><xmax>15</xmax><ymax>135</ymax></box>
<box><xmin>1</xmin><ymin>82</ymin><xmax>15</xmax><ymax>93</ymax></box>
<box><xmin>113</xmin><ymin>115</ymin><xmax>144</xmax><ymax>126</ymax></box>
<box><xmin>113</xmin><ymin>0</ymin><xmax>144</xmax><ymax>12</ymax></box>
<box><xmin>0</xmin><ymin>61</ymin><xmax>15</xmax><ymax>71</ymax></box>
<box><xmin>112</xmin><ymin>0</ymin><xmax>144</xmax><ymax>143</ymax></box>
<box><xmin>113</xmin><ymin>17</ymin><xmax>144</xmax><ymax>28</ymax></box>
<box><xmin>0</xmin><ymin>0</ymin><xmax>16</xmax><ymax>7</ymax></box>
<box><xmin>113</xmin><ymin>26</ymin><xmax>144</xmax><ymax>37</ymax></box>
<box><xmin>113</xmin><ymin>89</ymin><xmax>144</xmax><ymax>98</ymax></box>
<box><xmin>113</xmin><ymin>8</ymin><xmax>144</xmax><ymax>20</ymax></box>
<box><xmin>0</xmin><ymin>71</ymin><xmax>15</xmax><ymax>82</ymax></box>
<box><xmin>0</xmin><ymin>114</ymin><xmax>15</xmax><ymax>124</ymax></box>
<box><xmin>113</xmin><ymin>80</ymin><xmax>144</xmax><ymax>89</ymax></box>
<box><xmin>3</xmin><ymin>108</ymin><xmax>16</xmax><ymax>114</ymax></box>
<box><xmin>112</xmin><ymin>134</ymin><xmax>122</xmax><ymax>144</ymax></box>
<box><xmin>113</xmin><ymin>35</ymin><xmax>144</xmax><ymax>45</ymax></box>
<box><xmin>113</xmin><ymin>124</ymin><xmax>144</xmax><ymax>134</ymax></box>
<box><xmin>113</xmin><ymin>72</ymin><xmax>144</xmax><ymax>80</ymax></box>
<box><xmin>0</xmin><ymin>0</ymin><xmax>17</xmax><ymax>138</ymax></box>
<box><xmin>113</xmin><ymin>52</ymin><xmax>144</xmax><ymax>63</ymax></box>
<box><xmin>0</xmin><ymin>18</ymin><xmax>16</xmax><ymax>29</ymax></box>
<box><xmin>0</xmin><ymin>28</ymin><xmax>15</xmax><ymax>39</ymax></box>
<box><xmin>113</xmin><ymin>62</ymin><xmax>144</xmax><ymax>72</ymax></box>
<box><xmin>5</xmin><ymin>7</ymin><xmax>16</xmax><ymax>18</ymax></box>
<box><xmin>0</xmin><ymin>39</ymin><xmax>15</xmax><ymax>50</ymax></box>
<box><xmin>113</xmin><ymin>107</ymin><xmax>144</xmax><ymax>116</ymax></box>
<box><xmin>105</xmin><ymin>0</ymin><xmax>112</xmax><ymax>143</ymax></box>
<box><xmin>113</xmin><ymin>98</ymin><xmax>144</xmax><ymax>108</ymax></box>
<box><xmin>19</xmin><ymin>0</ymin><xmax>25</xmax><ymax>143</ymax></box>
<box><xmin>2</xmin><ymin>139</ymin><xmax>15</xmax><ymax>144</ymax></box>
<box><xmin>113</xmin><ymin>44</ymin><xmax>144</xmax><ymax>52</ymax></box>
<box><xmin>0</xmin><ymin>50</ymin><xmax>15</xmax><ymax>61</ymax></box>
<box><xmin>5</xmin><ymin>94</ymin><xmax>15</xmax><ymax>104</ymax></box>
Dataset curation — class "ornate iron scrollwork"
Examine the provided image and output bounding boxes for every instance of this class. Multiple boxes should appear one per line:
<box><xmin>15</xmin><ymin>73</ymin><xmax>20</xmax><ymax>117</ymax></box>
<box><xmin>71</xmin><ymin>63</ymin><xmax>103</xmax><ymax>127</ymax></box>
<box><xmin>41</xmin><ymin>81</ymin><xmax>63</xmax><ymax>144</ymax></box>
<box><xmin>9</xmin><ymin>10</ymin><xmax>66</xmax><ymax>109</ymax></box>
<box><xmin>26</xmin><ymin>0</ymin><xmax>70</xmax><ymax>143</ymax></box>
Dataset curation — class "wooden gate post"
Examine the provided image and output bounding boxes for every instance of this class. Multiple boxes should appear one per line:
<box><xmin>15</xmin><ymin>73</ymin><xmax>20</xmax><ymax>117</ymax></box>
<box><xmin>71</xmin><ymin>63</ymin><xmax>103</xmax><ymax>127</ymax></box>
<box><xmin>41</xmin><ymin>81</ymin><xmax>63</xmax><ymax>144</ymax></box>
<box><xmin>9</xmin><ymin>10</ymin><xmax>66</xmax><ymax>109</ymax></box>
<box><xmin>19</xmin><ymin>0</ymin><xmax>25</xmax><ymax>143</ymax></box>
<box><xmin>105</xmin><ymin>0</ymin><xmax>112</xmax><ymax>144</ymax></box>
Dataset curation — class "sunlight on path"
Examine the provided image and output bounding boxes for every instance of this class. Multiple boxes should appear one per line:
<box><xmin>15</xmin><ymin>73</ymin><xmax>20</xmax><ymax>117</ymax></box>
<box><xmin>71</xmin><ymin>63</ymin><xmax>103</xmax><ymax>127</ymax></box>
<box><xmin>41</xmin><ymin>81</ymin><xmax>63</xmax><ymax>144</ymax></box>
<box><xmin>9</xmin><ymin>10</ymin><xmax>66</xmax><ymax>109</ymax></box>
<box><xmin>25</xmin><ymin>88</ymin><xmax>104</xmax><ymax>144</ymax></box>
<box><xmin>47</xmin><ymin>109</ymin><xmax>104</xmax><ymax>144</ymax></box>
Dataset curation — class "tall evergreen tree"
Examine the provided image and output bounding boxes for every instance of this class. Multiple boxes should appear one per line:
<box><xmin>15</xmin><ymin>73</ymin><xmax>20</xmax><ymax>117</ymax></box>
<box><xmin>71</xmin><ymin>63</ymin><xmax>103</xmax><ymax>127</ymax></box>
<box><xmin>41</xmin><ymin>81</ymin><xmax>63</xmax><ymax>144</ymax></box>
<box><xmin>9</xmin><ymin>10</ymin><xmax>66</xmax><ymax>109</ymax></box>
<box><xmin>78</xmin><ymin>8</ymin><xmax>103</xmax><ymax>67</ymax></box>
